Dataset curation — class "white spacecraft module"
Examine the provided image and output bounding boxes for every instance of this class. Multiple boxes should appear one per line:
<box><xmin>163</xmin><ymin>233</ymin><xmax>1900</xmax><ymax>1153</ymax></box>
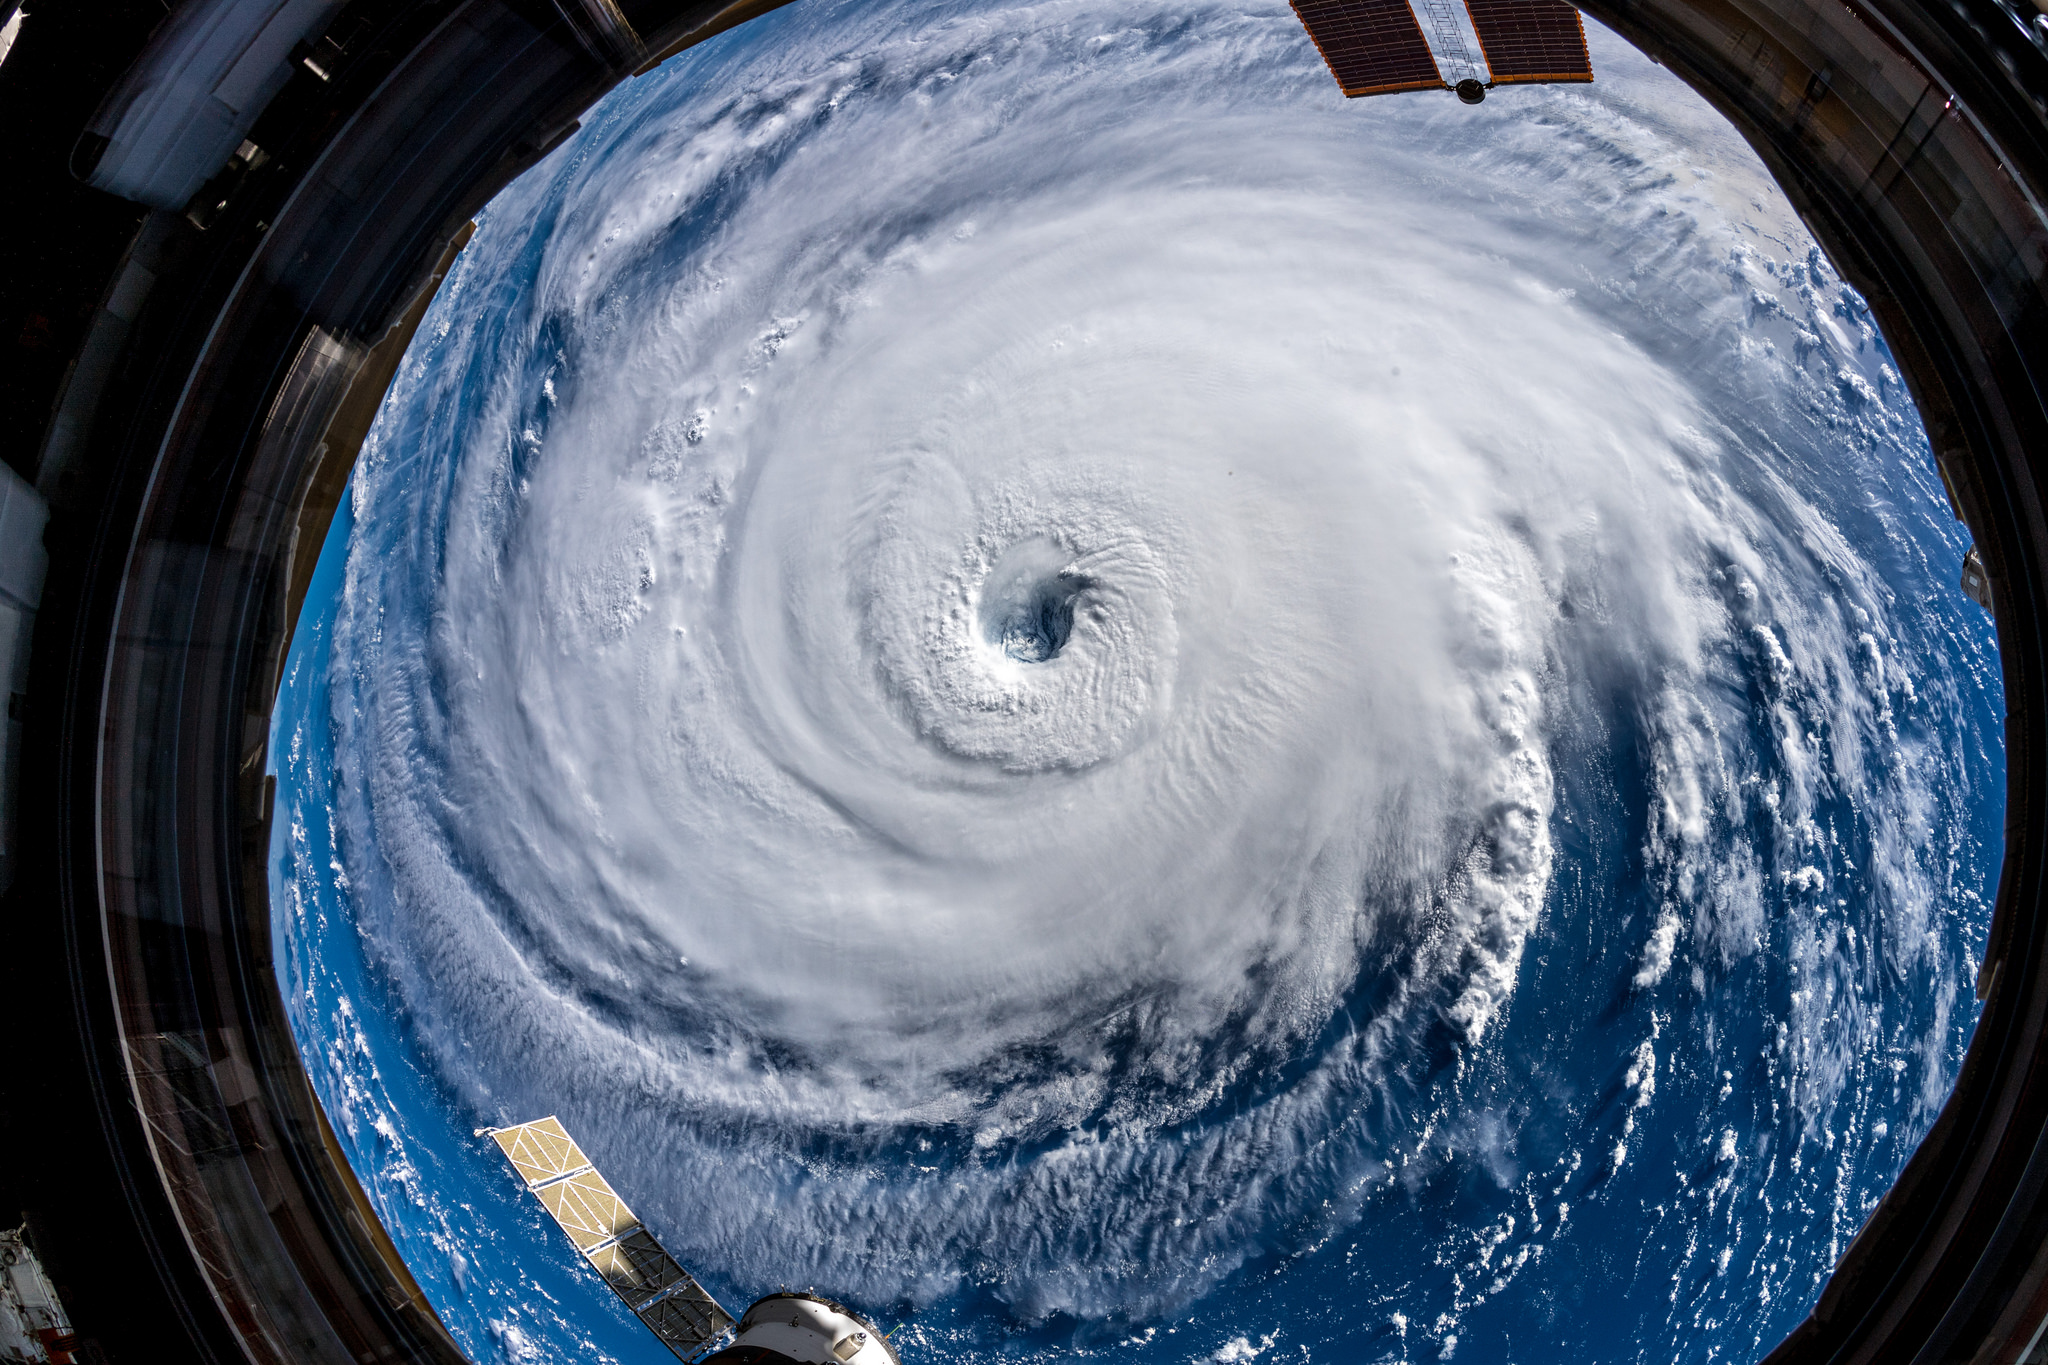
<box><xmin>708</xmin><ymin>1291</ymin><xmax>903</xmax><ymax>1365</ymax></box>
<box><xmin>483</xmin><ymin>1116</ymin><xmax>736</xmax><ymax>1359</ymax></box>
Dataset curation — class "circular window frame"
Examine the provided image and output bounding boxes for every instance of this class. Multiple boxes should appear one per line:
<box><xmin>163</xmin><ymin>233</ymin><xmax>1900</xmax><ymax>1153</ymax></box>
<box><xmin>16</xmin><ymin>0</ymin><xmax>2048</xmax><ymax>1359</ymax></box>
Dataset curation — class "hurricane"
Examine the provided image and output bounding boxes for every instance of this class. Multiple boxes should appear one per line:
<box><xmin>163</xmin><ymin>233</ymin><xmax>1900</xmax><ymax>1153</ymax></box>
<box><xmin>269</xmin><ymin>0</ymin><xmax>2006</xmax><ymax>1360</ymax></box>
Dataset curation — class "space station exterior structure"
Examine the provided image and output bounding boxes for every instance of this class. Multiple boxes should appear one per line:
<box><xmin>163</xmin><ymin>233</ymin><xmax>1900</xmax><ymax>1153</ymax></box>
<box><xmin>484</xmin><ymin>1118</ymin><xmax>902</xmax><ymax>1365</ymax></box>
<box><xmin>1</xmin><ymin>1225</ymin><xmax>85</xmax><ymax>1365</ymax></box>
<box><xmin>707</xmin><ymin>1293</ymin><xmax>903</xmax><ymax>1365</ymax></box>
<box><xmin>1289</xmin><ymin>0</ymin><xmax>1592</xmax><ymax>100</ymax></box>
<box><xmin>484</xmin><ymin>1117</ymin><xmax>736</xmax><ymax>1359</ymax></box>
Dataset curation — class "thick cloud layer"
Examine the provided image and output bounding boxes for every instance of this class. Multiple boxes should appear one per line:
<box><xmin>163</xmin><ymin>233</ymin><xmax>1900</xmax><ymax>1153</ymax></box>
<box><xmin>277</xmin><ymin>0</ymin><xmax>2002</xmax><ymax>1358</ymax></box>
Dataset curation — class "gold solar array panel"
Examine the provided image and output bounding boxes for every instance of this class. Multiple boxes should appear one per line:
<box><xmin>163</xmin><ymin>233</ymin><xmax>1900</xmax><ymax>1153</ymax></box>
<box><xmin>535</xmin><ymin>1167</ymin><xmax>641</xmax><ymax>1250</ymax></box>
<box><xmin>1290</xmin><ymin>0</ymin><xmax>1447</xmax><ymax>97</ymax></box>
<box><xmin>492</xmin><ymin>1113</ymin><xmax>587</xmax><ymax>1186</ymax></box>
<box><xmin>486</xmin><ymin>1116</ymin><xmax>737</xmax><ymax>1360</ymax></box>
<box><xmin>1463</xmin><ymin>0</ymin><xmax>1593</xmax><ymax>84</ymax></box>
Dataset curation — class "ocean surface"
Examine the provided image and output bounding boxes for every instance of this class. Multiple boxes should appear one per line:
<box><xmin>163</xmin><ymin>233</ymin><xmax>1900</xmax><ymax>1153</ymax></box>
<box><xmin>268</xmin><ymin>2</ymin><xmax>2008</xmax><ymax>1361</ymax></box>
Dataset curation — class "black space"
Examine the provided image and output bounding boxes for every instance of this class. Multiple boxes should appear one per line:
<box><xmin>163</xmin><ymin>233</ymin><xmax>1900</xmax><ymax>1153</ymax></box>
<box><xmin>0</xmin><ymin>0</ymin><xmax>163</xmax><ymax>483</ymax></box>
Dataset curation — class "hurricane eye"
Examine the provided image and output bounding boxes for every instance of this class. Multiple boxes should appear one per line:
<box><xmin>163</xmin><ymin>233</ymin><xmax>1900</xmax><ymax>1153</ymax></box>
<box><xmin>996</xmin><ymin>577</ymin><xmax>1083</xmax><ymax>662</ymax></box>
<box><xmin>977</xmin><ymin>537</ymin><xmax>1087</xmax><ymax>664</ymax></box>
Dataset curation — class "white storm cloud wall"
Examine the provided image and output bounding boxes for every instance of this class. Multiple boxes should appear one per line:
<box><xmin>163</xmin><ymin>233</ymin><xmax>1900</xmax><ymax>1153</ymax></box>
<box><xmin>326</xmin><ymin>0</ymin><xmax>1983</xmax><ymax>1324</ymax></box>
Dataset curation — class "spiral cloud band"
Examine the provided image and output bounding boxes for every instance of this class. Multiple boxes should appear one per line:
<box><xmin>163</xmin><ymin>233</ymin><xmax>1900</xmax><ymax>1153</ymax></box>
<box><xmin>273</xmin><ymin>0</ymin><xmax>2004</xmax><ymax>1359</ymax></box>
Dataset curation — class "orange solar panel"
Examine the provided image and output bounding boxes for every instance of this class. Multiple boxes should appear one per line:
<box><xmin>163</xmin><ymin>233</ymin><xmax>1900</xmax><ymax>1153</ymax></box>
<box><xmin>1463</xmin><ymin>0</ymin><xmax>1593</xmax><ymax>84</ymax></box>
<box><xmin>1292</xmin><ymin>0</ymin><xmax>1448</xmax><ymax>97</ymax></box>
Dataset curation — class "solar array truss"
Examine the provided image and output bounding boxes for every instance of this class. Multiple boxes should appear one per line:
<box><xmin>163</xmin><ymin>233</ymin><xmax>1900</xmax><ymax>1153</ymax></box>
<box><xmin>1462</xmin><ymin>0</ymin><xmax>1592</xmax><ymax>84</ymax></box>
<box><xmin>486</xmin><ymin>1116</ymin><xmax>736</xmax><ymax>1360</ymax></box>
<box><xmin>1292</xmin><ymin>0</ymin><xmax>1590</xmax><ymax>96</ymax></box>
<box><xmin>1291</xmin><ymin>0</ymin><xmax>1446</xmax><ymax>97</ymax></box>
